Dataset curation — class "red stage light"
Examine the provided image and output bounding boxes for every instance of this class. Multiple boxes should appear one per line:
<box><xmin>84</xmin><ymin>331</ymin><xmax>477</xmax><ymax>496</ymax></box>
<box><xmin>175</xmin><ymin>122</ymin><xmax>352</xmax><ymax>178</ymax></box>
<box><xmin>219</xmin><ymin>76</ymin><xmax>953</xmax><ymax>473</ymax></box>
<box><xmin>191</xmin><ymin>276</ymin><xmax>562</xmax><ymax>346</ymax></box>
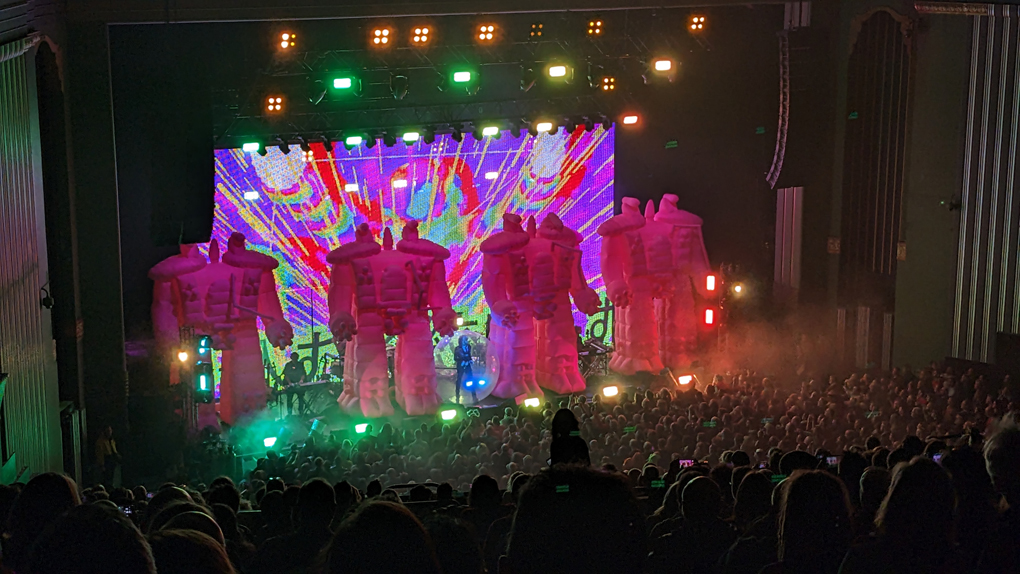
<box><xmin>706</xmin><ymin>274</ymin><xmax>716</xmax><ymax>291</ymax></box>
<box><xmin>704</xmin><ymin>309</ymin><xmax>715</xmax><ymax>325</ymax></box>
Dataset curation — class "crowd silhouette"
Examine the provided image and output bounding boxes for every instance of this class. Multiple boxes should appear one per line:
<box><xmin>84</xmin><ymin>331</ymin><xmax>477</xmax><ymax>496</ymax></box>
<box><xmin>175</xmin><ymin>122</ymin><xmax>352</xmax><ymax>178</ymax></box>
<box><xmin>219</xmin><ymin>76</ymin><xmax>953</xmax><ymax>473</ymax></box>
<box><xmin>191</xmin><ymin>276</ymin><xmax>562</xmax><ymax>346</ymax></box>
<box><xmin>2</xmin><ymin>363</ymin><xmax>1020</xmax><ymax>573</ymax></box>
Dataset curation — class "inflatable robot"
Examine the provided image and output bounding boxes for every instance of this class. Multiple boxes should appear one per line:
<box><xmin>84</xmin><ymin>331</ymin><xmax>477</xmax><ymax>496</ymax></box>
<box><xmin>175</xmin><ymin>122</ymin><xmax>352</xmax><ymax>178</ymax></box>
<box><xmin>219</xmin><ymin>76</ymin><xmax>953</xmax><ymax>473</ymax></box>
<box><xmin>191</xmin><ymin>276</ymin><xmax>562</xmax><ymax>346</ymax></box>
<box><xmin>328</xmin><ymin>222</ymin><xmax>456</xmax><ymax>417</ymax></box>
<box><xmin>149</xmin><ymin>233</ymin><xmax>294</xmax><ymax>425</ymax></box>
<box><xmin>654</xmin><ymin>194</ymin><xmax>712</xmax><ymax>370</ymax></box>
<box><xmin>529</xmin><ymin>214</ymin><xmax>601</xmax><ymax>394</ymax></box>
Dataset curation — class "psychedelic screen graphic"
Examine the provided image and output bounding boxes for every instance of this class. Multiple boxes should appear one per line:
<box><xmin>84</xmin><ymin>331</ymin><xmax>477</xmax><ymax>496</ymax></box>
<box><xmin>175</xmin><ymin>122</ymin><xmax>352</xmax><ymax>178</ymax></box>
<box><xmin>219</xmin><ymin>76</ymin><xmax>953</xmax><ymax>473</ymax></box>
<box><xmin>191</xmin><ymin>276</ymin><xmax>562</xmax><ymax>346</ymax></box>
<box><xmin>210</xmin><ymin>127</ymin><xmax>615</xmax><ymax>372</ymax></box>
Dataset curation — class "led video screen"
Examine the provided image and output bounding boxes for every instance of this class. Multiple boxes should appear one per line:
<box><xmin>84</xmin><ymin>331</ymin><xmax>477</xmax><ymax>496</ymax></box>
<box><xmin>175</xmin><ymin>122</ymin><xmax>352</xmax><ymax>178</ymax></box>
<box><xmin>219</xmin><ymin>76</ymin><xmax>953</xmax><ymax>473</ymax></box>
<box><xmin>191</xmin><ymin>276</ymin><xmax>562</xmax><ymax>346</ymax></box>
<box><xmin>210</xmin><ymin>127</ymin><xmax>615</xmax><ymax>369</ymax></box>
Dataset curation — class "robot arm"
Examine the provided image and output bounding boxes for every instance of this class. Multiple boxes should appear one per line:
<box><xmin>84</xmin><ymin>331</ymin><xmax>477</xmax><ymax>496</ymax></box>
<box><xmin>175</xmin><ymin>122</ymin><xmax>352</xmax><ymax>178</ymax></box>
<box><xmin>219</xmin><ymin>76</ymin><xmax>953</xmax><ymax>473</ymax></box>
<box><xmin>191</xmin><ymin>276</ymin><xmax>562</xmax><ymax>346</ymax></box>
<box><xmin>328</xmin><ymin>262</ymin><xmax>358</xmax><ymax>344</ymax></box>
<box><xmin>482</xmin><ymin>254</ymin><xmax>518</xmax><ymax>327</ymax></box>
<box><xmin>151</xmin><ymin>279</ymin><xmax>182</xmax><ymax>350</ymax></box>
<box><xmin>600</xmin><ymin>235</ymin><xmax>632</xmax><ymax>308</ymax></box>
<box><xmin>569</xmin><ymin>248</ymin><xmax>601</xmax><ymax>316</ymax></box>
<box><xmin>257</xmin><ymin>270</ymin><xmax>294</xmax><ymax>349</ymax></box>
<box><xmin>428</xmin><ymin>260</ymin><xmax>457</xmax><ymax>336</ymax></box>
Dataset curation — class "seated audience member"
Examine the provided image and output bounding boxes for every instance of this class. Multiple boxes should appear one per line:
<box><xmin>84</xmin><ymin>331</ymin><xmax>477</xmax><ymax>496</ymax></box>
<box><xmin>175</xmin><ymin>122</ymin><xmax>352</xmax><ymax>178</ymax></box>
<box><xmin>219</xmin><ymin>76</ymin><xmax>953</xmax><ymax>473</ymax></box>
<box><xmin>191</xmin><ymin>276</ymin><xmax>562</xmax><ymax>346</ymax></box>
<box><xmin>327</xmin><ymin>501</ymin><xmax>442</xmax><ymax>574</ymax></box>
<box><xmin>5</xmin><ymin>472</ymin><xmax>81</xmax><ymax>572</ymax></box>
<box><xmin>852</xmin><ymin>467</ymin><xmax>890</xmax><ymax>539</ymax></box>
<box><xmin>253</xmin><ymin>490</ymin><xmax>291</xmax><ymax>545</ymax></box>
<box><xmin>649</xmin><ymin>476</ymin><xmax>737</xmax><ymax>574</ymax></box>
<box><xmin>461</xmin><ymin>474</ymin><xmax>510</xmax><ymax>544</ymax></box>
<box><xmin>978</xmin><ymin>415</ymin><xmax>1020</xmax><ymax>573</ymax></box>
<box><xmin>144</xmin><ymin>486</ymin><xmax>193</xmax><ymax>532</ymax></box>
<box><xmin>839</xmin><ymin>457</ymin><xmax>965</xmax><ymax>574</ymax></box>
<box><xmin>762</xmin><ymin>470</ymin><xmax>852</xmax><ymax>574</ymax></box>
<box><xmin>149</xmin><ymin>529</ymin><xmax>236</xmax><ymax>574</ymax></box>
<box><xmin>251</xmin><ymin>478</ymin><xmax>337</xmax><ymax>574</ymax></box>
<box><xmin>424</xmin><ymin>514</ymin><xmax>486</xmax><ymax>574</ymax></box>
<box><xmin>27</xmin><ymin>503</ymin><xmax>156</xmax><ymax>574</ymax></box>
<box><xmin>503</xmin><ymin>465</ymin><xmax>646</xmax><ymax>574</ymax></box>
<box><xmin>732</xmin><ymin>471</ymin><xmax>773</xmax><ymax>534</ymax></box>
<box><xmin>484</xmin><ymin>473</ymin><xmax>531</xmax><ymax>573</ymax></box>
<box><xmin>941</xmin><ymin>446</ymin><xmax>997</xmax><ymax>565</ymax></box>
<box><xmin>210</xmin><ymin>503</ymin><xmax>256</xmax><ymax>569</ymax></box>
<box><xmin>163</xmin><ymin>509</ymin><xmax>226</xmax><ymax>546</ymax></box>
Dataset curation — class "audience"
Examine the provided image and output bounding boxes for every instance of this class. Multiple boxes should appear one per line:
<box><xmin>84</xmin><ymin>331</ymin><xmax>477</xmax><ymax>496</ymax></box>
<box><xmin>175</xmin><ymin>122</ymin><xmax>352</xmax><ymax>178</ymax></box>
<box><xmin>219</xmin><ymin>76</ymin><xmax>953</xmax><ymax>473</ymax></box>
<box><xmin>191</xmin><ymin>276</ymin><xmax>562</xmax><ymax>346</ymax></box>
<box><xmin>0</xmin><ymin>363</ymin><xmax>1017</xmax><ymax>574</ymax></box>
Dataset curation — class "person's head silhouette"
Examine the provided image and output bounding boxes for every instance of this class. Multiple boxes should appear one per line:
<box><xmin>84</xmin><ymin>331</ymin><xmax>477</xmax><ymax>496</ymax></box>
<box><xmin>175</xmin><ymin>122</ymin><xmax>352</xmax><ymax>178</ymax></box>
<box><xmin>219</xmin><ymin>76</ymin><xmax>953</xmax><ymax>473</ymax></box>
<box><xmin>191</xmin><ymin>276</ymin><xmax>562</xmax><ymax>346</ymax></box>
<box><xmin>28</xmin><ymin>503</ymin><xmax>156</xmax><ymax>574</ymax></box>
<box><xmin>778</xmin><ymin>470</ymin><xmax>852</xmax><ymax>568</ymax></box>
<box><xmin>502</xmin><ymin>465</ymin><xmax>645</xmax><ymax>574</ymax></box>
<box><xmin>327</xmin><ymin>501</ymin><xmax>441</xmax><ymax>574</ymax></box>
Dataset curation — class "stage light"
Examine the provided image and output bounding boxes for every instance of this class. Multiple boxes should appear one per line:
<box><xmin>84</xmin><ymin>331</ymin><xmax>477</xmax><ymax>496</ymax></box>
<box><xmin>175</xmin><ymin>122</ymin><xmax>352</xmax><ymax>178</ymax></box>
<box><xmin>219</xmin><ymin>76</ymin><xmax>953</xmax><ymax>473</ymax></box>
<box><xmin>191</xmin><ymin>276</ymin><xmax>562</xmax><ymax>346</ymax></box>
<box><xmin>677</xmin><ymin>374</ymin><xmax>694</xmax><ymax>386</ymax></box>
<box><xmin>345</xmin><ymin>135</ymin><xmax>363</xmax><ymax>147</ymax></box>
<box><xmin>412</xmin><ymin>26</ymin><xmax>430</xmax><ymax>44</ymax></box>
<box><xmin>177</xmin><ymin>350</ymin><xmax>189</xmax><ymax>363</ymax></box>
<box><xmin>384</xmin><ymin>133</ymin><xmax>397</xmax><ymax>147</ymax></box>
<box><xmin>524</xmin><ymin>397</ymin><xmax>541</xmax><ymax>408</ymax></box>
<box><xmin>265</xmin><ymin>96</ymin><xmax>284</xmax><ymax>113</ymax></box>
<box><xmin>333</xmin><ymin>76</ymin><xmax>354</xmax><ymax>90</ymax></box>
<box><xmin>390</xmin><ymin>74</ymin><xmax>409</xmax><ymax>100</ymax></box>
<box><xmin>440</xmin><ymin>409</ymin><xmax>458</xmax><ymax>421</ymax></box>
<box><xmin>654</xmin><ymin>59</ymin><xmax>673</xmax><ymax>72</ymax></box>
<box><xmin>263</xmin><ymin>437</ymin><xmax>277</xmax><ymax>448</ymax></box>
<box><xmin>689</xmin><ymin>15</ymin><xmax>706</xmax><ymax>31</ymax></box>
<box><xmin>198</xmin><ymin>373</ymin><xmax>209</xmax><ymax>391</ymax></box>
<box><xmin>564</xmin><ymin>118</ymin><xmax>578</xmax><ymax>134</ymax></box>
<box><xmin>257</xmin><ymin>145</ymin><xmax>268</xmax><ymax>157</ymax></box>
<box><xmin>278</xmin><ymin>32</ymin><xmax>296</xmax><ymax>50</ymax></box>
<box><xmin>301</xmin><ymin>149</ymin><xmax>314</xmax><ymax>162</ymax></box>
<box><xmin>587</xmin><ymin>19</ymin><xmax>603</xmax><ymax>36</ymax></box>
<box><xmin>344</xmin><ymin>183</ymin><xmax>359</xmax><ymax>192</ymax></box>
<box><xmin>584</xmin><ymin>118</ymin><xmax>595</xmax><ymax>132</ymax></box>
<box><xmin>706</xmin><ymin>275</ymin><xmax>716</xmax><ymax>291</ymax></box>
<box><xmin>482</xmin><ymin>126</ymin><xmax>499</xmax><ymax>137</ymax></box>
<box><xmin>484</xmin><ymin>171</ymin><xmax>498</xmax><ymax>180</ymax></box>
<box><xmin>423</xmin><ymin>129</ymin><xmax>436</xmax><ymax>144</ymax></box>
<box><xmin>243</xmin><ymin>191</ymin><xmax>260</xmax><ymax>201</ymax></box>
<box><xmin>402</xmin><ymin>131</ymin><xmax>420</xmax><ymax>143</ymax></box>
<box><xmin>520</xmin><ymin>66</ymin><xmax>538</xmax><ymax>92</ymax></box>
<box><xmin>393</xmin><ymin>179</ymin><xmax>408</xmax><ymax>188</ymax></box>
<box><xmin>529</xmin><ymin>22</ymin><xmax>543</xmax><ymax>39</ymax></box>
<box><xmin>371</xmin><ymin>27</ymin><xmax>392</xmax><ymax>46</ymax></box>
<box><xmin>477</xmin><ymin>24</ymin><xmax>496</xmax><ymax>41</ymax></box>
<box><xmin>733</xmin><ymin>283</ymin><xmax>744</xmax><ymax>295</ymax></box>
<box><xmin>456</xmin><ymin>317</ymin><xmax>465</xmax><ymax>326</ymax></box>
<box><xmin>705</xmin><ymin>309</ymin><xmax>715</xmax><ymax>325</ymax></box>
<box><xmin>548</xmin><ymin>64</ymin><xmax>568</xmax><ymax>78</ymax></box>
<box><xmin>602</xmin><ymin>385</ymin><xmax>619</xmax><ymax>397</ymax></box>
<box><xmin>622</xmin><ymin>114</ymin><xmax>639</xmax><ymax>125</ymax></box>
<box><xmin>355</xmin><ymin>423</ymin><xmax>368</xmax><ymax>434</ymax></box>
<box><xmin>600</xmin><ymin>76</ymin><xmax>616</xmax><ymax>91</ymax></box>
<box><xmin>279</xmin><ymin>141</ymin><xmax>290</xmax><ymax>155</ymax></box>
<box><xmin>535</xmin><ymin>121</ymin><xmax>553</xmax><ymax>133</ymax></box>
<box><xmin>242</xmin><ymin>142</ymin><xmax>260</xmax><ymax>153</ymax></box>
<box><xmin>453</xmin><ymin>71</ymin><xmax>473</xmax><ymax>83</ymax></box>
<box><xmin>365</xmin><ymin>135</ymin><xmax>377</xmax><ymax>149</ymax></box>
<box><xmin>451</xmin><ymin>127</ymin><xmax>463</xmax><ymax>142</ymax></box>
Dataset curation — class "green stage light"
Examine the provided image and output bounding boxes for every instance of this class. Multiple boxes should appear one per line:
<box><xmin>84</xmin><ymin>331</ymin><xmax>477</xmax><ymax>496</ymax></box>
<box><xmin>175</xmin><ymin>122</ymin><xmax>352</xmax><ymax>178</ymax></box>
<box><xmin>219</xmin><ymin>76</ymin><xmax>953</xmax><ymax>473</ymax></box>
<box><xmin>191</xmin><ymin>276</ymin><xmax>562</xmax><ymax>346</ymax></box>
<box><xmin>402</xmin><ymin>131</ymin><xmax>420</xmax><ymax>143</ymax></box>
<box><xmin>199</xmin><ymin>374</ymin><xmax>209</xmax><ymax>391</ymax></box>
<box><xmin>482</xmin><ymin>126</ymin><xmax>499</xmax><ymax>137</ymax></box>
<box><xmin>333</xmin><ymin>77</ymin><xmax>354</xmax><ymax>90</ymax></box>
<box><xmin>441</xmin><ymin>409</ymin><xmax>458</xmax><ymax>421</ymax></box>
<box><xmin>242</xmin><ymin>142</ymin><xmax>260</xmax><ymax>152</ymax></box>
<box><xmin>355</xmin><ymin>423</ymin><xmax>369</xmax><ymax>434</ymax></box>
<box><xmin>263</xmin><ymin>437</ymin><xmax>277</xmax><ymax>448</ymax></box>
<box><xmin>453</xmin><ymin>71</ymin><xmax>472</xmax><ymax>83</ymax></box>
<box><xmin>345</xmin><ymin>135</ymin><xmax>363</xmax><ymax>147</ymax></box>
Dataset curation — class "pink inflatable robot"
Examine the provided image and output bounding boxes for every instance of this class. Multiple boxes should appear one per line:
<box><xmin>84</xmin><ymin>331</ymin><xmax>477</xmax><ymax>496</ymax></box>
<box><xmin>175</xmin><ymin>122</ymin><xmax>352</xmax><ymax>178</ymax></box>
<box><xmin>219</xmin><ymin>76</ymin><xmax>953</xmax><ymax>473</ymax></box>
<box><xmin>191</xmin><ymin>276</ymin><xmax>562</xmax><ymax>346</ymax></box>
<box><xmin>480</xmin><ymin>214</ymin><xmax>544</xmax><ymax>398</ymax></box>
<box><xmin>654</xmin><ymin>194</ymin><xmax>712</xmax><ymax>370</ymax></box>
<box><xmin>328</xmin><ymin>222</ymin><xmax>456</xmax><ymax>417</ymax></box>
<box><xmin>529</xmin><ymin>214</ymin><xmax>601</xmax><ymax>393</ymax></box>
<box><xmin>395</xmin><ymin>222</ymin><xmax>457</xmax><ymax>415</ymax></box>
<box><xmin>149</xmin><ymin>234</ymin><xmax>294</xmax><ymax>425</ymax></box>
<box><xmin>597</xmin><ymin>198</ymin><xmax>673</xmax><ymax>375</ymax></box>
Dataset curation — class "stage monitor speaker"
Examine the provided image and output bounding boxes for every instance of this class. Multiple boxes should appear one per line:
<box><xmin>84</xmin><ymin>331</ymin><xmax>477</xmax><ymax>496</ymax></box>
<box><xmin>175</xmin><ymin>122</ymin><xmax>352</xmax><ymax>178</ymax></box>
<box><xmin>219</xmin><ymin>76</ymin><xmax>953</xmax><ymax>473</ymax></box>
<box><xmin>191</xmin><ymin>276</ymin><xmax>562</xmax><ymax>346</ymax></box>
<box><xmin>147</xmin><ymin>27</ymin><xmax>214</xmax><ymax>247</ymax></box>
